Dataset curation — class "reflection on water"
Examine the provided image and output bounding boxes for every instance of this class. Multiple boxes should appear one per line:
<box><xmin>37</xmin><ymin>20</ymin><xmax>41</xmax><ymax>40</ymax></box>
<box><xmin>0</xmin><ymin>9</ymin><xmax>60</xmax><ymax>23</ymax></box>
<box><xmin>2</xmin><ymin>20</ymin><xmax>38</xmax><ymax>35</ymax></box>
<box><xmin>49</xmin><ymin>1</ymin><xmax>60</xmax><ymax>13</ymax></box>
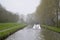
<box><xmin>41</xmin><ymin>28</ymin><xmax>60</xmax><ymax>40</ymax></box>
<box><xmin>6</xmin><ymin>24</ymin><xmax>60</xmax><ymax>40</ymax></box>
<box><xmin>6</xmin><ymin>25</ymin><xmax>44</xmax><ymax>40</ymax></box>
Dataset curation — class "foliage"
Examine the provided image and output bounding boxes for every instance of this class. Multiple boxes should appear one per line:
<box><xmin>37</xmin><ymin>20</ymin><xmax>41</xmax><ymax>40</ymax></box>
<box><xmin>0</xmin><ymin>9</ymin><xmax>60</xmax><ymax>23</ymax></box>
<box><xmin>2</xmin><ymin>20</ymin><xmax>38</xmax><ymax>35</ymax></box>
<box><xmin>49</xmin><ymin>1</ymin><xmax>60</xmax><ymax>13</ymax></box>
<box><xmin>35</xmin><ymin>0</ymin><xmax>58</xmax><ymax>26</ymax></box>
<box><xmin>0</xmin><ymin>4</ymin><xmax>19</xmax><ymax>23</ymax></box>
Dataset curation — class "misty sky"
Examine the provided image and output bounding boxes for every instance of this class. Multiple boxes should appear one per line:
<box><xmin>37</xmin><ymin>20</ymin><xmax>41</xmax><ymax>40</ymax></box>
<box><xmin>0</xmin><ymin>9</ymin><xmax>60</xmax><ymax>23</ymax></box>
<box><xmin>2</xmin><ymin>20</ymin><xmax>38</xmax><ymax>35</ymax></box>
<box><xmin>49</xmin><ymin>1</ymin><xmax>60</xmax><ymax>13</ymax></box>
<box><xmin>0</xmin><ymin>0</ymin><xmax>41</xmax><ymax>15</ymax></box>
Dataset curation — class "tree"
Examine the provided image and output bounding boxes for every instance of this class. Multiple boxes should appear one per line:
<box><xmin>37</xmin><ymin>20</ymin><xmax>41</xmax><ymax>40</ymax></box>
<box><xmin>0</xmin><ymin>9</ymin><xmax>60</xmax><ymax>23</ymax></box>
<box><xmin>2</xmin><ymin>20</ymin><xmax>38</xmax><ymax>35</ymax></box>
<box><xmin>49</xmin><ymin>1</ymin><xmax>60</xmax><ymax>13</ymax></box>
<box><xmin>0</xmin><ymin>4</ymin><xmax>19</xmax><ymax>23</ymax></box>
<box><xmin>35</xmin><ymin>0</ymin><xmax>58</xmax><ymax>26</ymax></box>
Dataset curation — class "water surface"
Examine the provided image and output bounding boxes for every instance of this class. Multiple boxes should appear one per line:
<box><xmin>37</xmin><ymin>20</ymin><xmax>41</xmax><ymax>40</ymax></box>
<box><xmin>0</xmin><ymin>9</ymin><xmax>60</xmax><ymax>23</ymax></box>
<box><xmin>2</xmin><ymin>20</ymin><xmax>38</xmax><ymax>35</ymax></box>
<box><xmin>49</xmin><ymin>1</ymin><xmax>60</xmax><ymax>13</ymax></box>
<box><xmin>6</xmin><ymin>25</ymin><xmax>60</xmax><ymax>40</ymax></box>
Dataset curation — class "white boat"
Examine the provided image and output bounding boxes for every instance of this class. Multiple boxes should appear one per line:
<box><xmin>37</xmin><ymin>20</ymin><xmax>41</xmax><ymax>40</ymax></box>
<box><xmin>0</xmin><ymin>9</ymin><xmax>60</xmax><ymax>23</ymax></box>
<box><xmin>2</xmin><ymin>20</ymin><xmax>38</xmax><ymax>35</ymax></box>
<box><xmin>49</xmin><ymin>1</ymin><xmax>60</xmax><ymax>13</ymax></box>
<box><xmin>33</xmin><ymin>24</ymin><xmax>41</xmax><ymax>29</ymax></box>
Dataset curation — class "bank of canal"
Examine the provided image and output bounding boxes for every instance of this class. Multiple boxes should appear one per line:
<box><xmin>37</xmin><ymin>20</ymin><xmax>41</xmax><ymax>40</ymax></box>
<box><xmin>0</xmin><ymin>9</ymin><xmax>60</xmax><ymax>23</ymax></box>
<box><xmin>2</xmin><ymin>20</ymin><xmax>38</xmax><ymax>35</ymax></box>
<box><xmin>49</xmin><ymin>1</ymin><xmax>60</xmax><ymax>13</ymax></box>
<box><xmin>5</xmin><ymin>25</ymin><xmax>60</xmax><ymax>40</ymax></box>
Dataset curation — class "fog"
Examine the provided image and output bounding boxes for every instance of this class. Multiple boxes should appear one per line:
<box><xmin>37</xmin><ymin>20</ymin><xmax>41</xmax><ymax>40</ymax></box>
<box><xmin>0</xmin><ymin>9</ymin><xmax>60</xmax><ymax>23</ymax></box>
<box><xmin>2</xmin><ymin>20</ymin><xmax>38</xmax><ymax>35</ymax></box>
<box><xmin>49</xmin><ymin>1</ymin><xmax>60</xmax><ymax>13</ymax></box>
<box><xmin>0</xmin><ymin>0</ymin><xmax>41</xmax><ymax>15</ymax></box>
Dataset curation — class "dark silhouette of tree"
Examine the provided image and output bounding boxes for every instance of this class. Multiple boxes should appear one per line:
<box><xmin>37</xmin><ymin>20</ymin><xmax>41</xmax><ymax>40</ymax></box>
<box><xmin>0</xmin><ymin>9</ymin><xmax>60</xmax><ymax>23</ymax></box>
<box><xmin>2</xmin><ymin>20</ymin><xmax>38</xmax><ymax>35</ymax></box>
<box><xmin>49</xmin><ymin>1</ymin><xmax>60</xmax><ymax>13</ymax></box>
<box><xmin>0</xmin><ymin>4</ymin><xmax>19</xmax><ymax>23</ymax></box>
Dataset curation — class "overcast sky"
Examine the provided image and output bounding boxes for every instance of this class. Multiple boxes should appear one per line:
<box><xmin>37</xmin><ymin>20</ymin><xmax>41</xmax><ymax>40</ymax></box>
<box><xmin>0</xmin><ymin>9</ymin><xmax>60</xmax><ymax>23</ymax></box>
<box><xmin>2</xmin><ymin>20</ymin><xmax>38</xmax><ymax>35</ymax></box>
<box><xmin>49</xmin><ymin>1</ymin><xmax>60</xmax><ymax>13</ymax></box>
<box><xmin>0</xmin><ymin>0</ymin><xmax>41</xmax><ymax>15</ymax></box>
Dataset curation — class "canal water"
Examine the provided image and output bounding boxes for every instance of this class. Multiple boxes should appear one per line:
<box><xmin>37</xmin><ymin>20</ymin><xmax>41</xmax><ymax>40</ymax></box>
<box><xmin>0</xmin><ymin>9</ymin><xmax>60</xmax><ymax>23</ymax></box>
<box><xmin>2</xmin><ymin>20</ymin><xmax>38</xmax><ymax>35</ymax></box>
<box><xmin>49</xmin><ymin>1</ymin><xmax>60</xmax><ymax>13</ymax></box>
<box><xmin>6</xmin><ymin>25</ymin><xmax>60</xmax><ymax>40</ymax></box>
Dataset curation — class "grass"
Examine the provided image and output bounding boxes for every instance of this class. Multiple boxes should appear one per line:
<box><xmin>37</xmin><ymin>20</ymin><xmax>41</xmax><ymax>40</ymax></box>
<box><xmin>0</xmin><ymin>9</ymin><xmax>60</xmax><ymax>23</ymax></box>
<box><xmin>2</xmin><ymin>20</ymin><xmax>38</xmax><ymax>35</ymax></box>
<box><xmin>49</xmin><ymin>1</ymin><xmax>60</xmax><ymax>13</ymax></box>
<box><xmin>0</xmin><ymin>23</ymin><xmax>27</xmax><ymax>40</ymax></box>
<box><xmin>41</xmin><ymin>25</ymin><xmax>60</xmax><ymax>33</ymax></box>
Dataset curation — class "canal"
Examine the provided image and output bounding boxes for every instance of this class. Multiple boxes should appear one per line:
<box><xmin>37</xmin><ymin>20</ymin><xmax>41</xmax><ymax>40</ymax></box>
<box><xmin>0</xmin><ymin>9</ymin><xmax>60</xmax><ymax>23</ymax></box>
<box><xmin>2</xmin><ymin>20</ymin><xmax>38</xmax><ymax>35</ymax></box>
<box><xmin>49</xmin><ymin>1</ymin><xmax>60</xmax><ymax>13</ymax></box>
<box><xmin>5</xmin><ymin>25</ymin><xmax>60</xmax><ymax>40</ymax></box>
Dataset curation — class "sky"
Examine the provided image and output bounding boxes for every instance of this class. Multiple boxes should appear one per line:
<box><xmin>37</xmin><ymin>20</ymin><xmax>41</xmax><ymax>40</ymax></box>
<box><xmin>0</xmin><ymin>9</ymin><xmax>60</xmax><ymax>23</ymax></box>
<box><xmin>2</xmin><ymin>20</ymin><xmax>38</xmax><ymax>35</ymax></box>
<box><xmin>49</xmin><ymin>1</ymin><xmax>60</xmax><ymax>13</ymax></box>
<box><xmin>0</xmin><ymin>0</ymin><xmax>41</xmax><ymax>15</ymax></box>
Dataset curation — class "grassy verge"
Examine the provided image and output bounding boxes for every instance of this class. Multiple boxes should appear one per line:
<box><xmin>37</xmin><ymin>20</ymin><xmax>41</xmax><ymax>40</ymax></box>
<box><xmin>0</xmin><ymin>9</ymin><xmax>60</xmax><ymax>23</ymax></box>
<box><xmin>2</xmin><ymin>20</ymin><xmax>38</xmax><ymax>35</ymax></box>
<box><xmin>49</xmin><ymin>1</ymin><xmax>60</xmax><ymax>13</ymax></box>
<box><xmin>0</xmin><ymin>23</ymin><xmax>27</xmax><ymax>40</ymax></box>
<box><xmin>41</xmin><ymin>25</ymin><xmax>60</xmax><ymax>33</ymax></box>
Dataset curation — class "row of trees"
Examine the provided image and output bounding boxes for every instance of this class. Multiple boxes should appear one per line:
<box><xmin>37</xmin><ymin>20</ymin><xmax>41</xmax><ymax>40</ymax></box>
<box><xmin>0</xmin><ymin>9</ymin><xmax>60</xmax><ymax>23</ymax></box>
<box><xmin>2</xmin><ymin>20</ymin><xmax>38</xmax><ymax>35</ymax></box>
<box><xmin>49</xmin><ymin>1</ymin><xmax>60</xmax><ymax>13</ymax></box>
<box><xmin>35</xmin><ymin>0</ymin><xmax>60</xmax><ymax>27</ymax></box>
<box><xmin>0</xmin><ymin>4</ymin><xmax>19</xmax><ymax>23</ymax></box>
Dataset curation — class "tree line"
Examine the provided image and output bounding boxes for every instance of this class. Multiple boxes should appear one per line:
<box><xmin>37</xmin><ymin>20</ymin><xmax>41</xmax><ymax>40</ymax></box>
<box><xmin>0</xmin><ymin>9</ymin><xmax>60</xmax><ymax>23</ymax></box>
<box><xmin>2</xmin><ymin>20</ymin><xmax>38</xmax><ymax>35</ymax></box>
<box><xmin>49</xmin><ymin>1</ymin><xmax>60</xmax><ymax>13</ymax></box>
<box><xmin>0</xmin><ymin>4</ymin><xmax>19</xmax><ymax>23</ymax></box>
<box><xmin>35</xmin><ymin>0</ymin><xmax>60</xmax><ymax>27</ymax></box>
